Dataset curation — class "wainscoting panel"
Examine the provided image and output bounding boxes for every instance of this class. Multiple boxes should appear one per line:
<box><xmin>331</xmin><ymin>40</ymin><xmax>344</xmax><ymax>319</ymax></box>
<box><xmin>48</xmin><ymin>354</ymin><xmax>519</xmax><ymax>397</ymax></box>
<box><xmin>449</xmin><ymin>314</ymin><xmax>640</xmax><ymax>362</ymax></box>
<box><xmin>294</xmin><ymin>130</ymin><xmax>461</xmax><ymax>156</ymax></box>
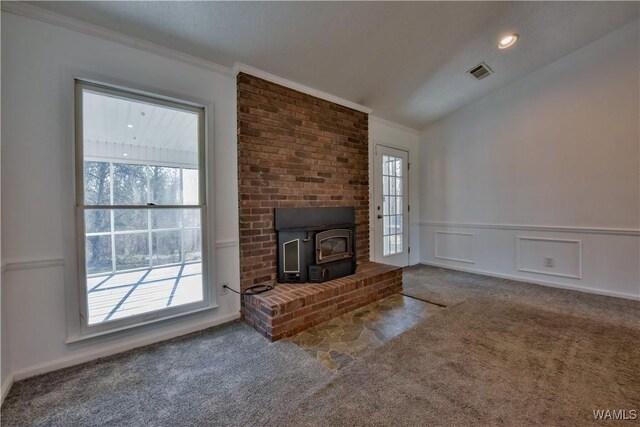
<box><xmin>434</xmin><ymin>231</ymin><xmax>475</xmax><ymax>264</ymax></box>
<box><xmin>419</xmin><ymin>223</ymin><xmax>640</xmax><ymax>300</ymax></box>
<box><xmin>517</xmin><ymin>236</ymin><xmax>582</xmax><ymax>279</ymax></box>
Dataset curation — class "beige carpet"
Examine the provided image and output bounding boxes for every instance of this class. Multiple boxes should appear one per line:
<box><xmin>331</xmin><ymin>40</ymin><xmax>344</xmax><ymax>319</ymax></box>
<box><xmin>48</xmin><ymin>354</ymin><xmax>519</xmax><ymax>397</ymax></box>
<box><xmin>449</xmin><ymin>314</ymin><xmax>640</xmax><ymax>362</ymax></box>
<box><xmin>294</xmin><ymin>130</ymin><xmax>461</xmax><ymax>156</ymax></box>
<box><xmin>403</xmin><ymin>265</ymin><xmax>640</xmax><ymax>329</ymax></box>
<box><xmin>4</xmin><ymin>266</ymin><xmax>639</xmax><ymax>426</ymax></box>
<box><xmin>276</xmin><ymin>297</ymin><xmax>640</xmax><ymax>426</ymax></box>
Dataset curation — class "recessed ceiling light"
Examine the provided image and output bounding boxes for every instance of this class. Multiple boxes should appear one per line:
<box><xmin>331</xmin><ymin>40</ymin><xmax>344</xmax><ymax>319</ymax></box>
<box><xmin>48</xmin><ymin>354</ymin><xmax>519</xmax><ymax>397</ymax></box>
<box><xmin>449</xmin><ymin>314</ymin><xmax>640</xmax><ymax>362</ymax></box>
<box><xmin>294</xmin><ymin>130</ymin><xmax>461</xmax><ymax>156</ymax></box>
<box><xmin>127</xmin><ymin>124</ymin><xmax>133</xmax><ymax>128</ymax></box>
<box><xmin>498</xmin><ymin>33</ymin><xmax>519</xmax><ymax>49</ymax></box>
<box><xmin>123</xmin><ymin>153</ymin><xmax>128</xmax><ymax>157</ymax></box>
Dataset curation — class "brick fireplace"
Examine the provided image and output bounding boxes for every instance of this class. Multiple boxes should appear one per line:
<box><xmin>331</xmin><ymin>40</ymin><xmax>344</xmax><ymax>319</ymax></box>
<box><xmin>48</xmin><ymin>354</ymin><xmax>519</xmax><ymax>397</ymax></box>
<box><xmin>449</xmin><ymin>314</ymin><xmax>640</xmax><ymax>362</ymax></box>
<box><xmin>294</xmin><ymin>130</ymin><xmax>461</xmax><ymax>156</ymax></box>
<box><xmin>237</xmin><ymin>72</ymin><xmax>402</xmax><ymax>339</ymax></box>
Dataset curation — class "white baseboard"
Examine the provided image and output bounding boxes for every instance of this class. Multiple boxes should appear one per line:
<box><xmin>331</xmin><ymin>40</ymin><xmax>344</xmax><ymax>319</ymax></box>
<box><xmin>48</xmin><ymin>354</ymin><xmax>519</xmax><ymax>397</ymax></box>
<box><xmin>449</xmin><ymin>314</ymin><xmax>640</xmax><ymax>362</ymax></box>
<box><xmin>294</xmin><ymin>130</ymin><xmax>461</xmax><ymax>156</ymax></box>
<box><xmin>12</xmin><ymin>312</ymin><xmax>241</xmax><ymax>382</ymax></box>
<box><xmin>1</xmin><ymin>374</ymin><xmax>14</xmax><ymax>405</ymax></box>
<box><xmin>418</xmin><ymin>260</ymin><xmax>640</xmax><ymax>301</ymax></box>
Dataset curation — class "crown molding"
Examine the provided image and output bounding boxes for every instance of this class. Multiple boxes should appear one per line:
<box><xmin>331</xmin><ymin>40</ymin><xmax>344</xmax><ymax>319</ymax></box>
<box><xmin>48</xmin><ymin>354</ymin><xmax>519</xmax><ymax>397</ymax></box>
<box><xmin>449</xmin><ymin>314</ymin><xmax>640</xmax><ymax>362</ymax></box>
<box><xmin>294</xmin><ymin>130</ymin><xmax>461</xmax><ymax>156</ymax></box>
<box><xmin>369</xmin><ymin>115</ymin><xmax>420</xmax><ymax>136</ymax></box>
<box><xmin>1</xmin><ymin>2</ymin><xmax>233</xmax><ymax>76</ymax></box>
<box><xmin>233</xmin><ymin>63</ymin><xmax>373</xmax><ymax>114</ymax></box>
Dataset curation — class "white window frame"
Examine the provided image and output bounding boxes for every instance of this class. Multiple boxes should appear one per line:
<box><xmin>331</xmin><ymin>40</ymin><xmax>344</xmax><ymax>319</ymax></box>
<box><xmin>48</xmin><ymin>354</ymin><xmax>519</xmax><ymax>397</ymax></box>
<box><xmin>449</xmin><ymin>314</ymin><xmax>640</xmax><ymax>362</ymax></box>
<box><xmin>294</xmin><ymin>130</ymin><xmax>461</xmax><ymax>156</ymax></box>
<box><xmin>73</xmin><ymin>80</ymin><xmax>214</xmax><ymax>338</ymax></box>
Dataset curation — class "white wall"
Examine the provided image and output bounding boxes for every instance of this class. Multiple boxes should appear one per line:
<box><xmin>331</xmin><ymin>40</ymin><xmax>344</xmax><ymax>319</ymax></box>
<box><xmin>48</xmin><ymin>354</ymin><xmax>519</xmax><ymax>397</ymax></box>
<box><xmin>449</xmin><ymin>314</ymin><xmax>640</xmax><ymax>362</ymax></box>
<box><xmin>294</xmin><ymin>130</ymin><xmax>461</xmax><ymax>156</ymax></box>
<box><xmin>1</xmin><ymin>12</ymin><xmax>241</xmax><ymax>382</ymax></box>
<box><xmin>420</xmin><ymin>20</ymin><xmax>640</xmax><ymax>299</ymax></box>
<box><xmin>0</xmin><ymin>12</ymin><xmax>9</xmax><ymax>400</ymax></box>
<box><xmin>369</xmin><ymin>117</ymin><xmax>421</xmax><ymax>266</ymax></box>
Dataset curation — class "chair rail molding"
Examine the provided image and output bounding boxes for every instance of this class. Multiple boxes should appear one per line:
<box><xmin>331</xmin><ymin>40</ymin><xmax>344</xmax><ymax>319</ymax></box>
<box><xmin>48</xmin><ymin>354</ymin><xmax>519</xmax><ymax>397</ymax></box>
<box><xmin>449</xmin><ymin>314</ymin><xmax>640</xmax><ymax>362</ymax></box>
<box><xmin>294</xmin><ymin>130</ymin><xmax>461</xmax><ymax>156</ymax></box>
<box><xmin>1</xmin><ymin>240</ymin><xmax>238</xmax><ymax>273</ymax></box>
<box><xmin>215</xmin><ymin>239</ymin><xmax>239</xmax><ymax>249</ymax></box>
<box><xmin>419</xmin><ymin>221</ymin><xmax>640</xmax><ymax>236</ymax></box>
<box><xmin>2</xmin><ymin>257</ymin><xmax>66</xmax><ymax>273</ymax></box>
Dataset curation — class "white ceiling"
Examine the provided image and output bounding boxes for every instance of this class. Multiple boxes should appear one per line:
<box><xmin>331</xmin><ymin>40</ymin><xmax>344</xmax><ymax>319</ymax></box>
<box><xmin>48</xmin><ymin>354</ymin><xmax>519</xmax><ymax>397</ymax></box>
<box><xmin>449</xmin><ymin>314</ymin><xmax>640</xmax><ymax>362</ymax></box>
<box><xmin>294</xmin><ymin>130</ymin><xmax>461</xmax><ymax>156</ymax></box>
<box><xmin>29</xmin><ymin>1</ymin><xmax>639</xmax><ymax>130</ymax></box>
<box><xmin>83</xmin><ymin>90</ymin><xmax>198</xmax><ymax>152</ymax></box>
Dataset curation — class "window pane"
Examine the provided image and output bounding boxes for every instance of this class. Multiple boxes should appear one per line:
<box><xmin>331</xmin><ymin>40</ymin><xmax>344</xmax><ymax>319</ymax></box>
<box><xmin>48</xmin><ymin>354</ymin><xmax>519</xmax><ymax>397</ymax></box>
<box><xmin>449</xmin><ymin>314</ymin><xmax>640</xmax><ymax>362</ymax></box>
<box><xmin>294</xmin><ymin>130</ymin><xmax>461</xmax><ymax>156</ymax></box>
<box><xmin>389</xmin><ymin>235</ymin><xmax>397</xmax><ymax>255</ymax></box>
<box><xmin>152</xmin><ymin>231</ymin><xmax>181</xmax><ymax>266</ymax></box>
<box><xmin>85</xmin><ymin>209</ymin><xmax>110</xmax><ymax>234</ymax></box>
<box><xmin>113</xmin><ymin>163</ymin><xmax>148</xmax><ymax>205</ymax></box>
<box><xmin>152</xmin><ymin>209</ymin><xmax>181</xmax><ymax>229</ymax></box>
<box><xmin>150</xmin><ymin>166</ymin><xmax>181</xmax><ymax>205</ymax></box>
<box><xmin>84</xmin><ymin>161</ymin><xmax>111</xmax><ymax>205</ymax></box>
<box><xmin>183</xmin><ymin>168</ymin><xmax>199</xmax><ymax>205</ymax></box>
<box><xmin>115</xmin><ymin>233</ymin><xmax>149</xmax><ymax>271</ymax></box>
<box><xmin>86</xmin><ymin>235</ymin><xmax>112</xmax><ymax>275</ymax></box>
<box><xmin>114</xmin><ymin>209</ymin><xmax>147</xmax><ymax>232</ymax></box>
<box><xmin>183</xmin><ymin>229</ymin><xmax>202</xmax><ymax>262</ymax></box>
<box><xmin>183</xmin><ymin>209</ymin><xmax>201</xmax><ymax>228</ymax></box>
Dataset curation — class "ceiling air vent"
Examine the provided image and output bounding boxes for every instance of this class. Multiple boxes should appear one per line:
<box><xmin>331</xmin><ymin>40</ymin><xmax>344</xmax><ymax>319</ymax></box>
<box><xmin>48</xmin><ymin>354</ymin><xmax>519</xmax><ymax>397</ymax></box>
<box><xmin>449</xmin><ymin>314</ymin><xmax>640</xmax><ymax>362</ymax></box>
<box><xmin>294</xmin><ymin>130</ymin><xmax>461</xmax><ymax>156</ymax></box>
<box><xmin>467</xmin><ymin>62</ymin><xmax>493</xmax><ymax>80</ymax></box>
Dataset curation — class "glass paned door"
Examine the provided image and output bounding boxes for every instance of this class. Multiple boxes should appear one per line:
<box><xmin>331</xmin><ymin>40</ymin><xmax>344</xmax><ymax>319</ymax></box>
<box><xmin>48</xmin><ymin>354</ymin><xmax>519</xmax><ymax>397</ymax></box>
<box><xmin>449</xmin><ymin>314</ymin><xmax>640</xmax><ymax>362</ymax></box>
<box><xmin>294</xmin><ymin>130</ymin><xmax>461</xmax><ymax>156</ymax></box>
<box><xmin>374</xmin><ymin>145</ymin><xmax>409</xmax><ymax>267</ymax></box>
<box><xmin>382</xmin><ymin>154</ymin><xmax>404</xmax><ymax>256</ymax></box>
<box><xmin>76</xmin><ymin>81</ymin><xmax>207</xmax><ymax>332</ymax></box>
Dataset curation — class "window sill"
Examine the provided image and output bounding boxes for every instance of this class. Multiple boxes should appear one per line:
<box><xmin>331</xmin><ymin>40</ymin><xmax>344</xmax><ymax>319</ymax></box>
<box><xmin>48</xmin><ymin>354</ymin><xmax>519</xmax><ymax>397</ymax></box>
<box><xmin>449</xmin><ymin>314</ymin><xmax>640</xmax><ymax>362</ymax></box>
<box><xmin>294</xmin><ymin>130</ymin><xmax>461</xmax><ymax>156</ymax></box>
<box><xmin>65</xmin><ymin>303</ymin><xmax>219</xmax><ymax>344</ymax></box>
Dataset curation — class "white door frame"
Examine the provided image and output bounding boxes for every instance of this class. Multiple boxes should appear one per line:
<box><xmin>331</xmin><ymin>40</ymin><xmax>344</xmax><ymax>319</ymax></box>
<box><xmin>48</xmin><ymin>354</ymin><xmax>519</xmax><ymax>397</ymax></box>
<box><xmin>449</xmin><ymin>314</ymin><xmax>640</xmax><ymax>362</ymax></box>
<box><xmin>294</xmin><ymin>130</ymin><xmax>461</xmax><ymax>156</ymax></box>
<box><xmin>372</xmin><ymin>143</ymin><xmax>410</xmax><ymax>267</ymax></box>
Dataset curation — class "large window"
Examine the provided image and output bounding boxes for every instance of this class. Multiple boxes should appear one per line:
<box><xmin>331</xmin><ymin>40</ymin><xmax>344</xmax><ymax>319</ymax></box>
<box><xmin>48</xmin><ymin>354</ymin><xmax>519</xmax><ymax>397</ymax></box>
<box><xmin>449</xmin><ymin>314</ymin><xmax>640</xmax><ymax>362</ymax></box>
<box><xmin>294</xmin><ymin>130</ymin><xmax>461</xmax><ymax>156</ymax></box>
<box><xmin>76</xmin><ymin>81</ymin><xmax>208</xmax><ymax>332</ymax></box>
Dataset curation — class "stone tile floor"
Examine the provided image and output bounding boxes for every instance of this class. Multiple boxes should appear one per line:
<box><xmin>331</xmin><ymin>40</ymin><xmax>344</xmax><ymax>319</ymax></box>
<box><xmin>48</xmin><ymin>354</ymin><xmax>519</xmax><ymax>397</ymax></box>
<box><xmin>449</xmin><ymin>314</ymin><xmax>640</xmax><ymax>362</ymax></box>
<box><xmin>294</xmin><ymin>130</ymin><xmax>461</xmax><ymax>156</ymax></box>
<box><xmin>285</xmin><ymin>294</ymin><xmax>444</xmax><ymax>370</ymax></box>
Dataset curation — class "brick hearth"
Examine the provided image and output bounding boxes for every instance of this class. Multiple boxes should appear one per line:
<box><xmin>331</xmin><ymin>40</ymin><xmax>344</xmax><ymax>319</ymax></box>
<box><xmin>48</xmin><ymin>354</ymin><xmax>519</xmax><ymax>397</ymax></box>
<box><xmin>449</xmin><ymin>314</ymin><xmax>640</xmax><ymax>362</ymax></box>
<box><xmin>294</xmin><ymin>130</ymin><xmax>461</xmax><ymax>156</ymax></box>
<box><xmin>243</xmin><ymin>262</ymin><xmax>403</xmax><ymax>340</ymax></box>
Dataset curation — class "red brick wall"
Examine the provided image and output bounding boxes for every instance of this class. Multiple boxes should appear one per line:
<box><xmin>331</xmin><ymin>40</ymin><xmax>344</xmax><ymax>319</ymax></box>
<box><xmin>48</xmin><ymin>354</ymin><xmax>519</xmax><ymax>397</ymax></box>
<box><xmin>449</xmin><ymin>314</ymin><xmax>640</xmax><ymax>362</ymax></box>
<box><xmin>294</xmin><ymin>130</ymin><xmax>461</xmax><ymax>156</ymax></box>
<box><xmin>237</xmin><ymin>73</ymin><xmax>369</xmax><ymax>292</ymax></box>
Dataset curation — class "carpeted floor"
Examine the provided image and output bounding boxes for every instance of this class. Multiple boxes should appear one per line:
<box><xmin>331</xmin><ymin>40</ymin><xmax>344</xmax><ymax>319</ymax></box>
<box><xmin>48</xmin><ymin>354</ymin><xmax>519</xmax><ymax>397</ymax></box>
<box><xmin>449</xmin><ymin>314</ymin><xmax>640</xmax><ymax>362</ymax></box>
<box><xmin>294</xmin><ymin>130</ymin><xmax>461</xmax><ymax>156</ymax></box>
<box><xmin>0</xmin><ymin>322</ymin><xmax>332</xmax><ymax>427</ymax></box>
<box><xmin>3</xmin><ymin>265</ymin><xmax>639</xmax><ymax>426</ymax></box>
<box><xmin>276</xmin><ymin>298</ymin><xmax>640</xmax><ymax>426</ymax></box>
<box><xmin>403</xmin><ymin>265</ymin><xmax>640</xmax><ymax>329</ymax></box>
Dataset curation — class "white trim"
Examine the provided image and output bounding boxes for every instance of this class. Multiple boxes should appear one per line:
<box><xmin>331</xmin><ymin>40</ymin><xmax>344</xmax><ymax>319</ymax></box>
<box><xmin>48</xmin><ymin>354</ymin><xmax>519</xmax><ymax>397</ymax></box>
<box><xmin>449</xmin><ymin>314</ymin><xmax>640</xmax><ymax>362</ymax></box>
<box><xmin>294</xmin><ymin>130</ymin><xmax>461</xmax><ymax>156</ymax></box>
<box><xmin>65</xmin><ymin>304</ymin><xmax>219</xmax><ymax>344</ymax></box>
<box><xmin>233</xmin><ymin>63</ymin><xmax>373</xmax><ymax>114</ymax></box>
<box><xmin>13</xmin><ymin>312</ymin><xmax>241</xmax><ymax>381</ymax></box>
<box><xmin>2</xmin><ymin>257</ymin><xmax>65</xmax><ymax>272</ymax></box>
<box><xmin>1</xmin><ymin>375</ymin><xmax>14</xmax><ymax>405</ymax></box>
<box><xmin>215</xmin><ymin>239</ymin><xmax>239</xmax><ymax>249</ymax></box>
<box><xmin>372</xmin><ymin>144</ymin><xmax>410</xmax><ymax>266</ymax></box>
<box><xmin>434</xmin><ymin>231</ymin><xmax>476</xmax><ymax>264</ymax></box>
<box><xmin>516</xmin><ymin>236</ymin><xmax>583</xmax><ymax>280</ymax></box>
<box><xmin>0</xmin><ymin>2</ymin><xmax>232</xmax><ymax>76</ymax></box>
<box><xmin>0</xmin><ymin>241</ymin><xmax>236</xmax><ymax>273</ymax></box>
<box><xmin>419</xmin><ymin>221</ymin><xmax>640</xmax><ymax>236</ymax></box>
<box><xmin>418</xmin><ymin>261</ymin><xmax>640</xmax><ymax>301</ymax></box>
<box><xmin>369</xmin><ymin>115</ymin><xmax>420</xmax><ymax>135</ymax></box>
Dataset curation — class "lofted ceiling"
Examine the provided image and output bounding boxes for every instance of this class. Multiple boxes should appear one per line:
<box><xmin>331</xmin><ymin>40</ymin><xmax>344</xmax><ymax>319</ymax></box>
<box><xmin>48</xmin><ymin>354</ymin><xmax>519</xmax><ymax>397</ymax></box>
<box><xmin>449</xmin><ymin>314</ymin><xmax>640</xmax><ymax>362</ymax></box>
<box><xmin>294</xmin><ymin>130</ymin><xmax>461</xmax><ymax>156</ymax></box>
<box><xmin>27</xmin><ymin>1</ymin><xmax>640</xmax><ymax>130</ymax></box>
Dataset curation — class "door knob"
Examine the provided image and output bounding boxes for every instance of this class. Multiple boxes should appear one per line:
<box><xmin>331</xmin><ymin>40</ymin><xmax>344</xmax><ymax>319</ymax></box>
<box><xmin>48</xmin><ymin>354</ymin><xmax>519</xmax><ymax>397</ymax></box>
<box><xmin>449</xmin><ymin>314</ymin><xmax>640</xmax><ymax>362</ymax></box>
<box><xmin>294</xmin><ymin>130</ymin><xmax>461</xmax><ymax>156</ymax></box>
<box><xmin>377</xmin><ymin>214</ymin><xmax>383</xmax><ymax>219</ymax></box>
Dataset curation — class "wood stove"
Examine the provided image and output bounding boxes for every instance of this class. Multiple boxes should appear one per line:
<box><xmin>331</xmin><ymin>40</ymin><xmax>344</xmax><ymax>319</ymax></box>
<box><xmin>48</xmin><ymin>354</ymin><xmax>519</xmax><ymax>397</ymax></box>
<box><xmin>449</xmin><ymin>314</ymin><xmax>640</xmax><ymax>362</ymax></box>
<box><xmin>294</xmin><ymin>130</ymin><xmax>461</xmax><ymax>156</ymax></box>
<box><xmin>275</xmin><ymin>207</ymin><xmax>356</xmax><ymax>283</ymax></box>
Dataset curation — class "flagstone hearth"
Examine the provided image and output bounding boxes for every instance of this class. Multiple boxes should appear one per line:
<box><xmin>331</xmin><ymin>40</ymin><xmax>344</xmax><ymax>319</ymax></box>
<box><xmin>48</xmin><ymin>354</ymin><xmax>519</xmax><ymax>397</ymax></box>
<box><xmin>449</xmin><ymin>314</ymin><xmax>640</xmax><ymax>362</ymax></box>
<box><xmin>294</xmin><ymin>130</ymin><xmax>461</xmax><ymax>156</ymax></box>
<box><xmin>286</xmin><ymin>293</ymin><xmax>444</xmax><ymax>370</ymax></box>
